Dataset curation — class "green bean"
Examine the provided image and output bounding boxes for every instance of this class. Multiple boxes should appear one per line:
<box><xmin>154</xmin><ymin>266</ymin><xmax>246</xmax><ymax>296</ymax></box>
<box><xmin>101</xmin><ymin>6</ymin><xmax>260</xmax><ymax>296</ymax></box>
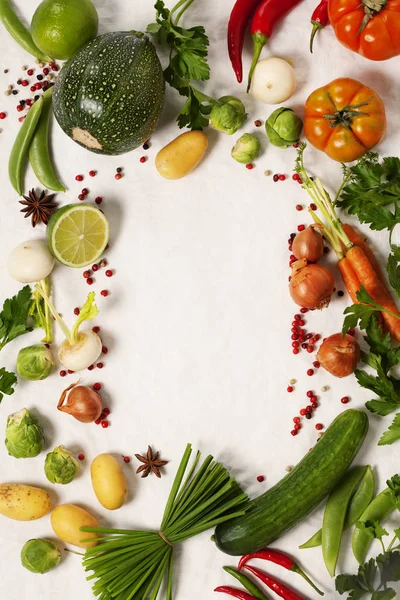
<box><xmin>352</xmin><ymin>486</ymin><xmax>395</xmax><ymax>565</ymax></box>
<box><xmin>9</xmin><ymin>97</ymin><xmax>44</xmax><ymax>195</ymax></box>
<box><xmin>29</xmin><ymin>88</ymin><xmax>66</xmax><ymax>193</ymax></box>
<box><xmin>300</xmin><ymin>465</ymin><xmax>375</xmax><ymax>549</ymax></box>
<box><xmin>322</xmin><ymin>466</ymin><xmax>368</xmax><ymax>577</ymax></box>
<box><xmin>0</xmin><ymin>0</ymin><xmax>51</xmax><ymax>61</ymax></box>
<box><xmin>223</xmin><ymin>567</ymin><xmax>270</xmax><ymax>600</ymax></box>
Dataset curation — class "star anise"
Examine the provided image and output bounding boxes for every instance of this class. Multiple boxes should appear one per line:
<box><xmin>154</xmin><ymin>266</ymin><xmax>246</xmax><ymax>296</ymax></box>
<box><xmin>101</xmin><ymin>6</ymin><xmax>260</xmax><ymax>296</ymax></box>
<box><xmin>135</xmin><ymin>446</ymin><xmax>168</xmax><ymax>478</ymax></box>
<box><xmin>20</xmin><ymin>188</ymin><xmax>58</xmax><ymax>227</ymax></box>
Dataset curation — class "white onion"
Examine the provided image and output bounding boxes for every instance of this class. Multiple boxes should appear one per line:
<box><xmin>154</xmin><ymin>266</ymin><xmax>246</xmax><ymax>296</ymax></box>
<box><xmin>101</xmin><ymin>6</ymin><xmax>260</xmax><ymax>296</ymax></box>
<box><xmin>250</xmin><ymin>58</ymin><xmax>296</xmax><ymax>104</ymax></box>
<box><xmin>7</xmin><ymin>240</ymin><xmax>55</xmax><ymax>283</ymax></box>
<box><xmin>58</xmin><ymin>329</ymin><xmax>102</xmax><ymax>372</ymax></box>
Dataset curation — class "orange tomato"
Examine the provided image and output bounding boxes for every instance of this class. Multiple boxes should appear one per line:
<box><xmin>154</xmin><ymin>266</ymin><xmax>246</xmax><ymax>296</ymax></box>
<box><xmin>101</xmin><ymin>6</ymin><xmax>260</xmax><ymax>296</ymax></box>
<box><xmin>304</xmin><ymin>78</ymin><xmax>386</xmax><ymax>163</ymax></box>
<box><xmin>329</xmin><ymin>0</ymin><xmax>400</xmax><ymax>61</ymax></box>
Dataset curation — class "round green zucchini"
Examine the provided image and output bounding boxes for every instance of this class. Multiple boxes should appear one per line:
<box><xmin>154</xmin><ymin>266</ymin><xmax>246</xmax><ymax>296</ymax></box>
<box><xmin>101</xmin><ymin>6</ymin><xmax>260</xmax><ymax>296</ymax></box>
<box><xmin>214</xmin><ymin>409</ymin><xmax>369</xmax><ymax>556</ymax></box>
<box><xmin>52</xmin><ymin>31</ymin><xmax>165</xmax><ymax>155</ymax></box>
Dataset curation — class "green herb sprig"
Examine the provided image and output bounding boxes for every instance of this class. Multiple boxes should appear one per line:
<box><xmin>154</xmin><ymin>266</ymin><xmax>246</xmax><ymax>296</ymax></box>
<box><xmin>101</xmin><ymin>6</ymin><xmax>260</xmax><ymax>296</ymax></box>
<box><xmin>82</xmin><ymin>444</ymin><xmax>248</xmax><ymax>600</ymax></box>
<box><xmin>147</xmin><ymin>0</ymin><xmax>217</xmax><ymax>129</ymax></box>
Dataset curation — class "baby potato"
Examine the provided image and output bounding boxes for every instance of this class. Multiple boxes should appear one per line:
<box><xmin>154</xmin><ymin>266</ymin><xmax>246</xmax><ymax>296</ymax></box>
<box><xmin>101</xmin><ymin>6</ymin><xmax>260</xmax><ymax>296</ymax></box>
<box><xmin>91</xmin><ymin>454</ymin><xmax>128</xmax><ymax>510</ymax></box>
<box><xmin>0</xmin><ymin>484</ymin><xmax>51</xmax><ymax>521</ymax></box>
<box><xmin>155</xmin><ymin>131</ymin><xmax>208</xmax><ymax>180</ymax></box>
<box><xmin>51</xmin><ymin>504</ymin><xmax>99</xmax><ymax>548</ymax></box>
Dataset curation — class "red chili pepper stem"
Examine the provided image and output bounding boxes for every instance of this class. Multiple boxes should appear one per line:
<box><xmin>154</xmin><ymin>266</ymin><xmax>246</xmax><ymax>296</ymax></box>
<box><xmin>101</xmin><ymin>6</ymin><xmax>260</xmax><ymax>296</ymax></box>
<box><xmin>214</xmin><ymin>586</ymin><xmax>258</xmax><ymax>600</ymax></box>
<box><xmin>238</xmin><ymin>551</ymin><xmax>324</xmax><ymax>596</ymax></box>
<box><xmin>247</xmin><ymin>33</ymin><xmax>268</xmax><ymax>92</ymax></box>
<box><xmin>310</xmin><ymin>21</ymin><xmax>323</xmax><ymax>53</ymax></box>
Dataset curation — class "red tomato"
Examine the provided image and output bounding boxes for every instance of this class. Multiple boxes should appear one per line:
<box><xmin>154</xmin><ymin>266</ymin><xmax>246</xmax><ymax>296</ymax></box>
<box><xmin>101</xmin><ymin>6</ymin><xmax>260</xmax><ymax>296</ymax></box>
<box><xmin>329</xmin><ymin>0</ymin><xmax>400</xmax><ymax>61</ymax></box>
<box><xmin>304</xmin><ymin>78</ymin><xmax>386</xmax><ymax>163</ymax></box>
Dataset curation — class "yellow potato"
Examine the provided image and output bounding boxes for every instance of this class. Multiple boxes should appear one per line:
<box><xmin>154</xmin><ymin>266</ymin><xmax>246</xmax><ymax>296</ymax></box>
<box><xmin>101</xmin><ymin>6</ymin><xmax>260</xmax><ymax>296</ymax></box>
<box><xmin>0</xmin><ymin>484</ymin><xmax>51</xmax><ymax>521</ymax></box>
<box><xmin>91</xmin><ymin>453</ymin><xmax>128</xmax><ymax>510</ymax></box>
<box><xmin>155</xmin><ymin>131</ymin><xmax>208</xmax><ymax>180</ymax></box>
<box><xmin>51</xmin><ymin>504</ymin><xmax>99</xmax><ymax>548</ymax></box>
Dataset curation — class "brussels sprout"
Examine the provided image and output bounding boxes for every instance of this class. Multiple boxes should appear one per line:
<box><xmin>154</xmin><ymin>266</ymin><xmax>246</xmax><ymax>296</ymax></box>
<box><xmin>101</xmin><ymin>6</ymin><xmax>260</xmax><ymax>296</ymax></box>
<box><xmin>231</xmin><ymin>133</ymin><xmax>261</xmax><ymax>164</ymax></box>
<box><xmin>209</xmin><ymin>96</ymin><xmax>247</xmax><ymax>135</ymax></box>
<box><xmin>16</xmin><ymin>344</ymin><xmax>55</xmax><ymax>381</ymax></box>
<box><xmin>5</xmin><ymin>408</ymin><xmax>44</xmax><ymax>459</ymax></box>
<box><xmin>21</xmin><ymin>539</ymin><xmax>61</xmax><ymax>574</ymax></box>
<box><xmin>44</xmin><ymin>445</ymin><xmax>80</xmax><ymax>485</ymax></box>
<box><xmin>266</xmin><ymin>107</ymin><xmax>303</xmax><ymax>148</ymax></box>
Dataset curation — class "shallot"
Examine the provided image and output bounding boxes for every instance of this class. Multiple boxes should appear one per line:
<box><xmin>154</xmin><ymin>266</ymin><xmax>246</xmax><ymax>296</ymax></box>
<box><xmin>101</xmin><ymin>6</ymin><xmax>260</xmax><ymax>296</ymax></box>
<box><xmin>58</xmin><ymin>381</ymin><xmax>103</xmax><ymax>423</ymax></box>
<box><xmin>292</xmin><ymin>226</ymin><xmax>324</xmax><ymax>263</ymax></box>
<box><xmin>317</xmin><ymin>333</ymin><xmax>360</xmax><ymax>377</ymax></box>
<box><xmin>289</xmin><ymin>260</ymin><xmax>334</xmax><ymax>309</ymax></box>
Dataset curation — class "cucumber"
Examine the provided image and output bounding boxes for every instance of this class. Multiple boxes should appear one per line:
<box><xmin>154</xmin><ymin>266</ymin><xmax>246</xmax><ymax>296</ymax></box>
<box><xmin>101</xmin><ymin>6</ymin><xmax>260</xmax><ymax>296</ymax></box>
<box><xmin>214</xmin><ymin>409</ymin><xmax>369</xmax><ymax>556</ymax></box>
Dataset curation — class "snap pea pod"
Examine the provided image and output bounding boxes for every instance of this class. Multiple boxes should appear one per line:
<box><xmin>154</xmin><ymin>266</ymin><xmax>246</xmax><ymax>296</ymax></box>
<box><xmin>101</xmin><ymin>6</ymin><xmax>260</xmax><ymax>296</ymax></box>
<box><xmin>223</xmin><ymin>567</ymin><xmax>270</xmax><ymax>600</ymax></box>
<box><xmin>352</xmin><ymin>486</ymin><xmax>396</xmax><ymax>564</ymax></box>
<box><xmin>0</xmin><ymin>0</ymin><xmax>51</xmax><ymax>61</ymax></box>
<box><xmin>9</xmin><ymin>97</ymin><xmax>44</xmax><ymax>195</ymax></box>
<box><xmin>322</xmin><ymin>466</ymin><xmax>368</xmax><ymax>577</ymax></box>
<box><xmin>300</xmin><ymin>465</ymin><xmax>375</xmax><ymax>549</ymax></box>
<box><xmin>29</xmin><ymin>88</ymin><xmax>66</xmax><ymax>193</ymax></box>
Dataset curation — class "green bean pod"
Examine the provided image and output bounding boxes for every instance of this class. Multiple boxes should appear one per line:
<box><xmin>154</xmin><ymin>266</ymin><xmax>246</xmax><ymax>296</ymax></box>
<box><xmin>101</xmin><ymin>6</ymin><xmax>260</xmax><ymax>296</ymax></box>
<box><xmin>29</xmin><ymin>88</ymin><xmax>66</xmax><ymax>193</ymax></box>
<box><xmin>352</xmin><ymin>486</ymin><xmax>395</xmax><ymax>564</ymax></box>
<box><xmin>300</xmin><ymin>465</ymin><xmax>375</xmax><ymax>549</ymax></box>
<box><xmin>322</xmin><ymin>466</ymin><xmax>368</xmax><ymax>577</ymax></box>
<box><xmin>0</xmin><ymin>0</ymin><xmax>51</xmax><ymax>61</ymax></box>
<box><xmin>9</xmin><ymin>97</ymin><xmax>44</xmax><ymax>195</ymax></box>
<box><xmin>223</xmin><ymin>567</ymin><xmax>270</xmax><ymax>600</ymax></box>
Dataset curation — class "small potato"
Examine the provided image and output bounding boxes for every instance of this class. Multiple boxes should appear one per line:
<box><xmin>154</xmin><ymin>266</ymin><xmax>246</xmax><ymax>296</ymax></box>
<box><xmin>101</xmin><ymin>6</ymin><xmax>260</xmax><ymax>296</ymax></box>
<box><xmin>51</xmin><ymin>504</ymin><xmax>99</xmax><ymax>549</ymax></box>
<box><xmin>91</xmin><ymin>454</ymin><xmax>128</xmax><ymax>510</ymax></box>
<box><xmin>0</xmin><ymin>484</ymin><xmax>51</xmax><ymax>521</ymax></box>
<box><xmin>155</xmin><ymin>131</ymin><xmax>208</xmax><ymax>180</ymax></box>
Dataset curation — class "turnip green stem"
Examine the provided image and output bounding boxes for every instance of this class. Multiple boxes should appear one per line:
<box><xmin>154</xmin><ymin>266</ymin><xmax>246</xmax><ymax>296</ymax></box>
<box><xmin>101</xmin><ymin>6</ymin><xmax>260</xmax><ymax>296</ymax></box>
<box><xmin>35</xmin><ymin>283</ymin><xmax>74</xmax><ymax>345</ymax></box>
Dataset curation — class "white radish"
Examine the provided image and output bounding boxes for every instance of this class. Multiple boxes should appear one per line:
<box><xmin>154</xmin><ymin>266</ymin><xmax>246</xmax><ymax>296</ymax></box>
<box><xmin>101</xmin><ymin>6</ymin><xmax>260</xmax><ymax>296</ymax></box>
<box><xmin>58</xmin><ymin>329</ymin><xmax>102</xmax><ymax>372</ymax></box>
<box><xmin>250</xmin><ymin>58</ymin><xmax>296</xmax><ymax>104</ymax></box>
<box><xmin>7</xmin><ymin>240</ymin><xmax>54</xmax><ymax>283</ymax></box>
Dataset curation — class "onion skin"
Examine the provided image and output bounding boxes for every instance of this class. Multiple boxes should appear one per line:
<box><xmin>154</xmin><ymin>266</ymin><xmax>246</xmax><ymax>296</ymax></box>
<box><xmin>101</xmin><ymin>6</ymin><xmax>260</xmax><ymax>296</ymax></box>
<box><xmin>292</xmin><ymin>227</ymin><xmax>324</xmax><ymax>263</ymax></box>
<box><xmin>289</xmin><ymin>263</ymin><xmax>335</xmax><ymax>309</ymax></box>
<box><xmin>317</xmin><ymin>333</ymin><xmax>360</xmax><ymax>378</ymax></box>
<box><xmin>58</xmin><ymin>382</ymin><xmax>103</xmax><ymax>423</ymax></box>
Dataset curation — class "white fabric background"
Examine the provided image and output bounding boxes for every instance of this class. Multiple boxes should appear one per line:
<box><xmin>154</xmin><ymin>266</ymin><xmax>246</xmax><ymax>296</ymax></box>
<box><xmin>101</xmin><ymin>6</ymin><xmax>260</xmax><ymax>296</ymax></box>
<box><xmin>0</xmin><ymin>0</ymin><xmax>400</xmax><ymax>598</ymax></box>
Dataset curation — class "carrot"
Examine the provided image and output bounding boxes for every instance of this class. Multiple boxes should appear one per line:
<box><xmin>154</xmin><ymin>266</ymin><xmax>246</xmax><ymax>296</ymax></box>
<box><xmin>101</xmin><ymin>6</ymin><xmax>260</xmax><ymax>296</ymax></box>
<box><xmin>342</xmin><ymin>224</ymin><xmax>385</xmax><ymax>285</ymax></box>
<box><xmin>338</xmin><ymin>257</ymin><xmax>360</xmax><ymax>304</ymax></box>
<box><xmin>346</xmin><ymin>245</ymin><xmax>400</xmax><ymax>341</ymax></box>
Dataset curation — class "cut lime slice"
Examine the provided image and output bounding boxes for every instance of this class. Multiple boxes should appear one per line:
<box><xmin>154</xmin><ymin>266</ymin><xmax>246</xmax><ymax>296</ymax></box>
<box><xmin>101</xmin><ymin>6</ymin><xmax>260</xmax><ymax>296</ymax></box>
<box><xmin>47</xmin><ymin>204</ymin><xmax>109</xmax><ymax>268</ymax></box>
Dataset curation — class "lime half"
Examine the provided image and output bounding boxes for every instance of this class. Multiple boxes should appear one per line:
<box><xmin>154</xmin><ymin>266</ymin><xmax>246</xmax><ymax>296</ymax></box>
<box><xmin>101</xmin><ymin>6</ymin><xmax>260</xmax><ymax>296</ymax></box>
<box><xmin>47</xmin><ymin>204</ymin><xmax>109</xmax><ymax>268</ymax></box>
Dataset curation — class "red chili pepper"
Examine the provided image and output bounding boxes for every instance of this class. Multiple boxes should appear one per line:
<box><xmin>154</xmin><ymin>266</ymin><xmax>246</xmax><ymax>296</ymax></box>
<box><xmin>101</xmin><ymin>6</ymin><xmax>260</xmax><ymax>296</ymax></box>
<box><xmin>247</xmin><ymin>0</ymin><xmax>303</xmax><ymax>91</ymax></box>
<box><xmin>227</xmin><ymin>0</ymin><xmax>262</xmax><ymax>84</ymax></box>
<box><xmin>309</xmin><ymin>0</ymin><xmax>329</xmax><ymax>53</ymax></box>
<box><xmin>243</xmin><ymin>566</ymin><xmax>305</xmax><ymax>600</ymax></box>
<box><xmin>214</xmin><ymin>586</ymin><xmax>259</xmax><ymax>600</ymax></box>
<box><xmin>238</xmin><ymin>549</ymin><xmax>323</xmax><ymax>596</ymax></box>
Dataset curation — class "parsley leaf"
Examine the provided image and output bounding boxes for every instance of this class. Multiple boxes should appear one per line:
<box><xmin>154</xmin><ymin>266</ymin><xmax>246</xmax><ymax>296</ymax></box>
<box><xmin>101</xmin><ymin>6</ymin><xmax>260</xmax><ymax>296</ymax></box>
<box><xmin>147</xmin><ymin>0</ymin><xmax>215</xmax><ymax>129</ymax></box>
<box><xmin>0</xmin><ymin>368</ymin><xmax>17</xmax><ymax>403</ymax></box>
<box><xmin>387</xmin><ymin>252</ymin><xmax>400</xmax><ymax>300</ymax></box>
<box><xmin>338</xmin><ymin>154</ymin><xmax>400</xmax><ymax>231</ymax></box>
<box><xmin>371</xmin><ymin>591</ymin><xmax>396</xmax><ymax>600</ymax></box>
<box><xmin>379</xmin><ymin>413</ymin><xmax>400</xmax><ymax>446</ymax></box>
<box><xmin>376</xmin><ymin>551</ymin><xmax>400</xmax><ymax>586</ymax></box>
<box><xmin>342</xmin><ymin>287</ymin><xmax>386</xmax><ymax>335</ymax></box>
<box><xmin>386</xmin><ymin>476</ymin><xmax>400</xmax><ymax>510</ymax></box>
<box><xmin>0</xmin><ymin>285</ymin><xmax>33</xmax><ymax>350</ymax></box>
<box><xmin>356</xmin><ymin>520</ymin><xmax>389</xmax><ymax>542</ymax></box>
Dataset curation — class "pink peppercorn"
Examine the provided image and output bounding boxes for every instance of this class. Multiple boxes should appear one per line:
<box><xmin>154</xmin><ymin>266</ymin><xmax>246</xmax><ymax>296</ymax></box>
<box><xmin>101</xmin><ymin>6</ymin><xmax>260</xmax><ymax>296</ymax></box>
<box><xmin>341</xmin><ymin>396</ymin><xmax>350</xmax><ymax>404</ymax></box>
<box><xmin>97</xmin><ymin>362</ymin><xmax>103</xmax><ymax>369</ymax></box>
<box><xmin>307</xmin><ymin>369</ymin><xmax>314</xmax><ymax>376</ymax></box>
<box><xmin>105</xmin><ymin>270</ymin><xmax>113</xmax><ymax>277</ymax></box>
<box><xmin>100</xmin><ymin>290</ymin><xmax>109</xmax><ymax>297</ymax></box>
<box><xmin>82</xmin><ymin>188</ymin><xmax>89</xmax><ymax>196</ymax></box>
<box><xmin>300</xmin><ymin>409</ymin><xmax>307</xmax><ymax>416</ymax></box>
<box><xmin>310</xmin><ymin>203</ymin><xmax>317</xmax><ymax>211</ymax></box>
<box><xmin>293</xmin><ymin>417</ymin><xmax>300</xmax><ymax>423</ymax></box>
<box><xmin>123</xmin><ymin>456</ymin><xmax>131</xmax><ymax>464</ymax></box>
<box><xmin>16</xmin><ymin>105</ymin><xmax>23</xmax><ymax>112</ymax></box>
<box><xmin>306</xmin><ymin>390</ymin><xmax>313</xmax><ymax>398</ymax></box>
<box><xmin>279</xmin><ymin>174</ymin><xmax>286</xmax><ymax>181</ymax></box>
<box><xmin>0</xmin><ymin>112</ymin><xmax>6</xmax><ymax>119</ymax></box>
<box><xmin>95</xmin><ymin>196</ymin><xmax>103</xmax><ymax>205</ymax></box>
<box><xmin>60</xmin><ymin>370</ymin><xmax>66</xmax><ymax>377</ymax></box>
<box><xmin>93</xmin><ymin>382</ymin><xmax>102</xmax><ymax>391</ymax></box>
<box><xmin>88</xmin><ymin>365</ymin><xmax>94</xmax><ymax>371</ymax></box>
<box><xmin>312</xmin><ymin>402</ymin><xmax>318</xmax><ymax>409</ymax></box>
<box><xmin>287</xmin><ymin>386</ymin><xmax>294</xmax><ymax>393</ymax></box>
<box><xmin>94</xmin><ymin>418</ymin><xmax>101</xmax><ymax>425</ymax></box>
<box><xmin>75</xmin><ymin>175</ymin><xmax>84</xmax><ymax>181</ymax></box>
<box><xmin>92</xmin><ymin>264</ymin><xmax>99</xmax><ymax>272</ymax></box>
<box><xmin>83</xmin><ymin>270</ymin><xmax>91</xmax><ymax>278</ymax></box>
<box><xmin>92</xmin><ymin>326</ymin><xmax>100</xmax><ymax>333</ymax></box>
<box><xmin>101</xmin><ymin>420</ymin><xmax>109</xmax><ymax>428</ymax></box>
<box><xmin>115</xmin><ymin>173</ymin><xmax>123</xmax><ymax>180</ymax></box>
<box><xmin>102</xmin><ymin>346</ymin><xmax>108</xmax><ymax>354</ymax></box>
<box><xmin>294</xmin><ymin>423</ymin><xmax>301</xmax><ymax>431</ymax></box>
<box><xmin>27</xmin><ymin>69</ymin><xmax>34</xmax><ymax>76</ymax></box>
<box><xmin>256</xmin><ymin>475</ymin><xmax>265</xmax><ymax>482</ymax></box>
<box><xmin>300</xmin><ymin>308</ymin><xmax>308</xmax><ymax>313</ymax></box>
<box><xmin>78</xmin><ymin>194</ymin><xmax>85</xmax><ymax>201</ymax></box>
<box><xmin>295</xmin><ymin>204</ymin><xmax>303</xmax><ymax>211</ymax></box>
<box><xmin>291</xmin><ymin>430</ymin><xmax>298</xmax><ymax>436</ymax></box>
<box><xmin>254</xmin><ymin>119</ymin><xmax>262</xmax><ymax>127</ymax></box>
<box><xmin>86</xmin><ymin>278</ymin><xmax>94</xmax><ymax>285</ymax></box>
<box><xmin>43</xmin><ymin>68</ymin><xmax>49</xmax><ymax>75</ymax></box>
<box><xmin>74</xmin><ymin>307</ymin><xmax>80</xmax><ymax>316</ymax></box>
<box><xmin>78</xmin><ymin>453</ymin><xmax>85</xmax><ymax>461</ymax></box>
<box><xmin>140</xmin><ymin>156</ymin><xmax>147</xmax><ymax>163</ymax></box>
<box><xmin>297</xmin><ymin>224</ymin><xmax>305</xmax><ymax>232</ymax></box>
<box><xmin>315</xmin><ymin>423</ymin><xmax>323</xmax><ymax>431</ymax></box>
<box><xmin>246</xmin><ymin>163</ymin><xmax>254</xmax><ymax>170</ymax></box>
<box><xmin>273</xmin><ymin>174</ymin><xmax>279</xmax><ymax>182</ymax></box>
<box><xmin>34</xmin><ymin>82</ymin><xmax>41</xmax><ymax>90</ymax></box>
<box><xmin>89</xmin><ymin>170</ymin><xmax>97</xmax><ymax>177</ymax></box>
<box><xmin>21</xmin><ymin>80</ymin><xmax>29</xmax><ymax>87</ymax></box>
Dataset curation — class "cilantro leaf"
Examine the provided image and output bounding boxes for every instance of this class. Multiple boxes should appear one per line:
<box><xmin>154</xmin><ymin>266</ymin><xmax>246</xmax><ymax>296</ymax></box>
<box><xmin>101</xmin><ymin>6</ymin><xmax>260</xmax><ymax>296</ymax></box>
<box><xmin>0</xmin><ymin>285</ymin><xmax>33</xmax><ymax>350</ymax></box>
<box><xmin>378</xmin><ymin>414</ymin><xmax>400</xmax><ymax>446</ymax></box>
<box><xmin>356</xmin><ymin>521</ymin><xmax>389</xmax><ymax>542</ymax></box>
<box><xmin>376</xmin><ymin>551</ymin><xmax>400</xmax><ymax>585</ymax></box>
<box><xmin>0</xmin><ymin>367</ymin><xmax>17</xmax><ymax>403</ymax></box>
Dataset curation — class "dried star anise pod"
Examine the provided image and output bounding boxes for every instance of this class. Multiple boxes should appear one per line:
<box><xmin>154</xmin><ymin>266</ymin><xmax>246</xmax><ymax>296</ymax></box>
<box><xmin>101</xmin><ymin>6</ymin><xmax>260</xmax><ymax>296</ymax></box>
<box><xmin>20</xmin><ymin>188</ymin><xmax>58</xmax><ymax>227</ymax></box>
<box><xmin>134</xmin><ymin>446</ymin><xmax>169</xmax><ymax>478</ymax></box>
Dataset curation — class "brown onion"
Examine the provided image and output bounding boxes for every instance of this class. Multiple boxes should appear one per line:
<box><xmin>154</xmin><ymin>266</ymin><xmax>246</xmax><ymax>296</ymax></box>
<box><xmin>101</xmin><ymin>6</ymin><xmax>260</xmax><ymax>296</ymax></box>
<box><xmin>58</xmin><ymin>381</ymin><xmax>103</xmax><ymax>423</ymax></box>
<box><xmin>289</xmin><ymin>261</ymin><xmax>335</xmax><ymax>309</ymax></box>
<box><xmin>317</xmin><ymin>333</ymin><xmax>360</xmax><ymax>378</ymax></box>
<box><xmin>292</xmin><ymin>226</ymin><xmax>324</xmax><ymax>263</ymax></box>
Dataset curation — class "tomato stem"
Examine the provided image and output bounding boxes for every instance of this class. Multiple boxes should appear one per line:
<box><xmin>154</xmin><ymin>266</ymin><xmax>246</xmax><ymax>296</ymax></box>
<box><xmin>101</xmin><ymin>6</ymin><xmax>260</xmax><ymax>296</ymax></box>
<box><xmin>323</xmin><ymin>98</ymin><xmax>374</xmax><ymax>128</ymax></box>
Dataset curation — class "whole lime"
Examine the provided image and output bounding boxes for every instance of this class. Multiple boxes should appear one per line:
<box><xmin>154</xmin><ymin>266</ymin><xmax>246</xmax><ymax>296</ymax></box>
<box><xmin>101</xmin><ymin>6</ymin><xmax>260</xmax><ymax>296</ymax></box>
<box><xmin>31</xmin><ymin>0</ymin><xmax>99</xmax><ymax>60</ymax></box>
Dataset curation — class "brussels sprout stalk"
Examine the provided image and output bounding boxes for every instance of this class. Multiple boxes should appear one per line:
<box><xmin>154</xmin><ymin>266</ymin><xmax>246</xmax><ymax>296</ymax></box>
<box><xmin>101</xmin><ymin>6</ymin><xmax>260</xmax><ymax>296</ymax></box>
<box><xmin>34</xmin><ymin>286</ymin><xmax>102</xmax><ymax>371</ymax></box>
